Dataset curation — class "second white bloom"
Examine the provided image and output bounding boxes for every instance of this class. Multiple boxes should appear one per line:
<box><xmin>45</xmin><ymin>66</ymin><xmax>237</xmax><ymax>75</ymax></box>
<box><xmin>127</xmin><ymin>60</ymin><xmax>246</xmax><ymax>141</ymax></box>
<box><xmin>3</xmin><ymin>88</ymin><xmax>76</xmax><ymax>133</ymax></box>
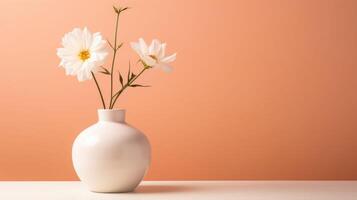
<box><xmin>130</xmin><ymin>38</ymin><xmax>176</xmax><ymax>72</ymax></box>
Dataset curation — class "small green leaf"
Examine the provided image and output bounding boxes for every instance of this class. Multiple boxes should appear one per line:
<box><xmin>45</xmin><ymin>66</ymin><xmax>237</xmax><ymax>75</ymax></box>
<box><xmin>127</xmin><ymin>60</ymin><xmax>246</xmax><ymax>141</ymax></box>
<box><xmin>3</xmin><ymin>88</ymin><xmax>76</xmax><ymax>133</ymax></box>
<box><xmin>113</xmin><ymin>6</ymin><xmax>120</xmax><ymax>13</ymax></box>
<box><xmin>120</xmin><ymin>7</ymin><xmax>130</xmax><ymax>12</ymax></box>
<box><xmin>116</xmin><ymin>43</ymin><xmax>123</xmax><ymax>50</ymax></box>
<box><xmin>119</xmin><ymin>72</ymin><xmax>124</xmax><ymax>87</ymax></box>
<box><xmin>130</xmin><ymin>84</ymin><xmax>150</xmax><ymax>87</ymax></box>
<box><xmin>130</xmin><ymin>72</ymin><xmax>136</xmax><ymax>80</ymax></box>
<box><xmin>127</xmin><ymin>61</ymin><xmax>131</xmax><ymax>82</ymax></box>
<box><xmin>99</xmin><ymin>71</ymin><xmax>110</xmax><ymax>75</ymax></box>
<box><xmin>99</xmin><ymin>67</ymin><xmax>111</xmax><ymax>75</ymax></box>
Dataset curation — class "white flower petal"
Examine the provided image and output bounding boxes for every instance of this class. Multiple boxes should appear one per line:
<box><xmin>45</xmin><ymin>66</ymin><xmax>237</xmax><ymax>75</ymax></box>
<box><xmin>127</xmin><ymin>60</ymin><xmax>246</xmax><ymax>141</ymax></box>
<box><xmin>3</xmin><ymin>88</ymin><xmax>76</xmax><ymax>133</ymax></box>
<box><xmin>161</xmin><ymin>53</ymin><xmax>177</xmax><ymax>63</ymax></box>
<box><xmin>57</xmin><ymin>48</ymin><xmax>78</xmax><ymax>60</ymax></box>
<box><xmin>138</xmin><ymin>38</ymin><xmax>148</xmax><ymax>55</ymax></box>
<box><xmin>90</xmin><ymin>33</ymin><xmax>107</xmax><ymax>51</ymax></box>
<box><xmin>91</xmin><ymin>52</ymin><xmax>108</xmax><ymax>62</ymax></box>
<box><xmin>57</xmin><ymin>27</ymin><xmax>108</xmax><ymax>82</ymax></box>
<box><xmin>148</xmin><ymin>39</ymin><xmax>161</xmax><ymax>55</ymax></box>
<box><xmin>130</xmin><ymin>42</ymin><xmax>144</xmax><ymax>57</ymax></box>
<box><xmin>77</xmin><ymin>71</ymin><xmax>87</xmax><ymax>82</ymax></box>
<box><xmin>82</xmin><ymin>27</ymin><xmax>92</xmax><ymax>50</ymax></box>
<box><xmin>158</xmin><ymin>43</ymin><xmax>166</xmax><ymax>59</ymax></box>
<box><xmin>76</xmin><ymin>62</ymin><xmax>92</xmax><ymax>81</ymax></box>
<box><xmin>142</xmin><ymin>55</ymin><xmax>157</xmax><ymax>66</ymax></box>
<box><xmin>65</xmin><ymin>66</ymin><xmax>77</xmax><ymax>76</ymax></box>
<box><xmin>64</xmin><ymin>61</ymin><xmax>82</xmax><ymax>75</ymax></box>
<box><xmin>72</xmin><ymin>28</ymin><xmax>83</xmax><ymax>47</ymax></box>
<box><xmin>156</xmin><ymin>63</ymin><xmax>173</xmax><ymax>73</ymax></box>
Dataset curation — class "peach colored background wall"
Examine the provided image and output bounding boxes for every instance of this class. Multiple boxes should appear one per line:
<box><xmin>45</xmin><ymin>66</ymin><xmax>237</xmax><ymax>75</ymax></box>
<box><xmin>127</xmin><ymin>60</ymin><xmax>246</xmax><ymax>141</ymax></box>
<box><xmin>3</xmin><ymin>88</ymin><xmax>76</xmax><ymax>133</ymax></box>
<box><xmin>0</xmin><ymin>0</ymin><xmax>356</xmax><ymax>180</ymax></box>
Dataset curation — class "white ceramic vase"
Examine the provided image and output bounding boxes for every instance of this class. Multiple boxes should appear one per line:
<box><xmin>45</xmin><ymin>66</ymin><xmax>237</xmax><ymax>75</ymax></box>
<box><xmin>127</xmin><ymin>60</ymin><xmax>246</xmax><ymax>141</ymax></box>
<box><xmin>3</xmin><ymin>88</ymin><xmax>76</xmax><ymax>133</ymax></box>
<box><xmin>72</xmin><ymin>109</ymin><xmax>151</xmax><ymax>193</ymax></box>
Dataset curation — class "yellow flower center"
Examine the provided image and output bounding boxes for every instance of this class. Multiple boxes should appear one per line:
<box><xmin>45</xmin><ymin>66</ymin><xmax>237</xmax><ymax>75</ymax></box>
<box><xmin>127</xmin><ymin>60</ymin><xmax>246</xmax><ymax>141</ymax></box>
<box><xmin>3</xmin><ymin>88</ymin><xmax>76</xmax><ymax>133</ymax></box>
<box><xmin>78</xmin><ymin>50</ymin><xmax>90</xmax><ymax>61</ymax></box>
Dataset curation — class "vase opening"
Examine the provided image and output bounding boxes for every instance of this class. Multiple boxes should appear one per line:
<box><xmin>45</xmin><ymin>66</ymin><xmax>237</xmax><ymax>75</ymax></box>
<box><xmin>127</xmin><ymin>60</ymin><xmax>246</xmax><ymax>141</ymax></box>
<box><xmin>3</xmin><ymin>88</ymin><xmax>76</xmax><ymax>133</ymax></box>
<box><xmin>98</xmin><ymin>109</ymin><xmax>126</xmax><ymax>123</ymax></box>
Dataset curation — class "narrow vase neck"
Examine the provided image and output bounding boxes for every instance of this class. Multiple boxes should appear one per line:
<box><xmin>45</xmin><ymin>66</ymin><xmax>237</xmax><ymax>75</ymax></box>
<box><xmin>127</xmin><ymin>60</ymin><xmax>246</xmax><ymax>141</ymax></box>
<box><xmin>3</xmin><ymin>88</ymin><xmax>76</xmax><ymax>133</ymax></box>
<box><xmin>98</xmin><ymin>109</ymin><xmax>126</xmax><ymax>123</ymax></box>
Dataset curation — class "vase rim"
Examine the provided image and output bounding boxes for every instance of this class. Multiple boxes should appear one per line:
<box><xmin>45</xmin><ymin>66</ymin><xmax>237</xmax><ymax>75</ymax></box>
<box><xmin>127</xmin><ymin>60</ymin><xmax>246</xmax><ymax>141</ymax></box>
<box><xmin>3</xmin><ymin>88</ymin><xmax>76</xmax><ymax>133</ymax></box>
<box><xmin>97</xmin><ymin>109</ymin><xmax>126</xmax><ymax>122</ymax></box>
<box><xmin>97</xmin><ymin>108</ymin><xmax>125</xmax><ymax>111</ymax></box>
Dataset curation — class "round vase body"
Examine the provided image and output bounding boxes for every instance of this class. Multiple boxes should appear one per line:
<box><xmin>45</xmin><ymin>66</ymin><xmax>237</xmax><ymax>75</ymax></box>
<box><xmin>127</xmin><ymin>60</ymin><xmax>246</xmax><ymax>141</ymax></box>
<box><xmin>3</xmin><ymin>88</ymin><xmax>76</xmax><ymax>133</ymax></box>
<box><xmin>72</xmin><ymin>109</ymin><xmax>151</xmax><ymax>193</ymax></box>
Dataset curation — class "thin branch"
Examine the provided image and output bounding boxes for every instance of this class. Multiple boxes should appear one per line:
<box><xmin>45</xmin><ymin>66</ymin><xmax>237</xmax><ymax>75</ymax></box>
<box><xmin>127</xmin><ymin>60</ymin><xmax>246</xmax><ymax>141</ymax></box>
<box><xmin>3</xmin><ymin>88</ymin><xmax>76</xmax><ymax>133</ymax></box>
<box><xmin>109</xmin><ymin>12</ymin><xmax>121</xmax><ymax>108</ymax></box>
<box><xmin>110</xmin><ymin>66</ymin><xmax>148</xmax><ymax>108</ymax></box>
<box><xmin>107</xmin><ymin>39</ymin><xmax>114</xmax><ymax>50</ymax></box>
<box><xmin>91</xmin><ymin>72</ymin><xmax>106</xmax><ymax>109</ymax></box>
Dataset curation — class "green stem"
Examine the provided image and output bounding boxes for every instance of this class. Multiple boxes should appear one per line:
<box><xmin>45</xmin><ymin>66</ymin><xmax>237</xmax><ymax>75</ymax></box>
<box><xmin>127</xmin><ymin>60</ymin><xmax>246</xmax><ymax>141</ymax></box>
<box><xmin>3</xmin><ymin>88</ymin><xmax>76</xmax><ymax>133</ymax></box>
<box><xmin>109</xmin><ymin>12</ymin><xmax>120</xmax><ymax>108</ymax></box>
<box><xmin>110</xmin><ymin>67</ymin><xmax>148</xmax><ymax>108</ymax></box>
<box><xmin>91</xmin><ymin>72</ymin><xmax>106</xmax><ymax>109</ymax></box>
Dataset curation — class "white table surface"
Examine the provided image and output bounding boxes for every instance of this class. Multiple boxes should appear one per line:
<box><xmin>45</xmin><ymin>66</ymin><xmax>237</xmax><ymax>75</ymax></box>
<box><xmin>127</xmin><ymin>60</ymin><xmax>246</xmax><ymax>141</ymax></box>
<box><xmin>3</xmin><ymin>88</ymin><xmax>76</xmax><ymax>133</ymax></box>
<box><xmin>0</xmin><ymin>181</ymin><xmax>356</xmax><ymax>200</ymax></box>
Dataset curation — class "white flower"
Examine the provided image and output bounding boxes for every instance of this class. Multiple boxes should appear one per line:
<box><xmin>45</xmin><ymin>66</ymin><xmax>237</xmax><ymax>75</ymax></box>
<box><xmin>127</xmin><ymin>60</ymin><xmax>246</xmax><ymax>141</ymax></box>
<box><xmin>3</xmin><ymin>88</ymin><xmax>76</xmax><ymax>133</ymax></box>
<box><xmin>130</xmin><ymin>38</ymin><xmax>176</xmax><ymax>72</ymax></box>
<box><xmin>57</xmin><ymin>27</ymin><xmax>108</xmax><ymax>81</ymax></box>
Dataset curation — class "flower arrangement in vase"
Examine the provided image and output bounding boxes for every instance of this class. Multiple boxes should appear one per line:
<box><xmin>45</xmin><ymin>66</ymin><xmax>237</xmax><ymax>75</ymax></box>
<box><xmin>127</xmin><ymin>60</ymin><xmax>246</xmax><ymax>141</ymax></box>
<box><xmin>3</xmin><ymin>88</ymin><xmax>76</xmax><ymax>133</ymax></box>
<box><xmin>56</xmin><ymin>5</ymin><xmax>176</xmax><ymax>193</ymax></box>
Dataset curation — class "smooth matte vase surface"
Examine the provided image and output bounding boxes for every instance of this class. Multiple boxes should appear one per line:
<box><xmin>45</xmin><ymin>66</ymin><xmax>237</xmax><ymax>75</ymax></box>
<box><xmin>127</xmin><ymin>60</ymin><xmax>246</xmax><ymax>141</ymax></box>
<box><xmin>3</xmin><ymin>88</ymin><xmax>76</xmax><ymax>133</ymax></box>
<box><xmin>72</xmin><ymin>109</ymin><xmax>151</xmax><ymax>193</ymax></box>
